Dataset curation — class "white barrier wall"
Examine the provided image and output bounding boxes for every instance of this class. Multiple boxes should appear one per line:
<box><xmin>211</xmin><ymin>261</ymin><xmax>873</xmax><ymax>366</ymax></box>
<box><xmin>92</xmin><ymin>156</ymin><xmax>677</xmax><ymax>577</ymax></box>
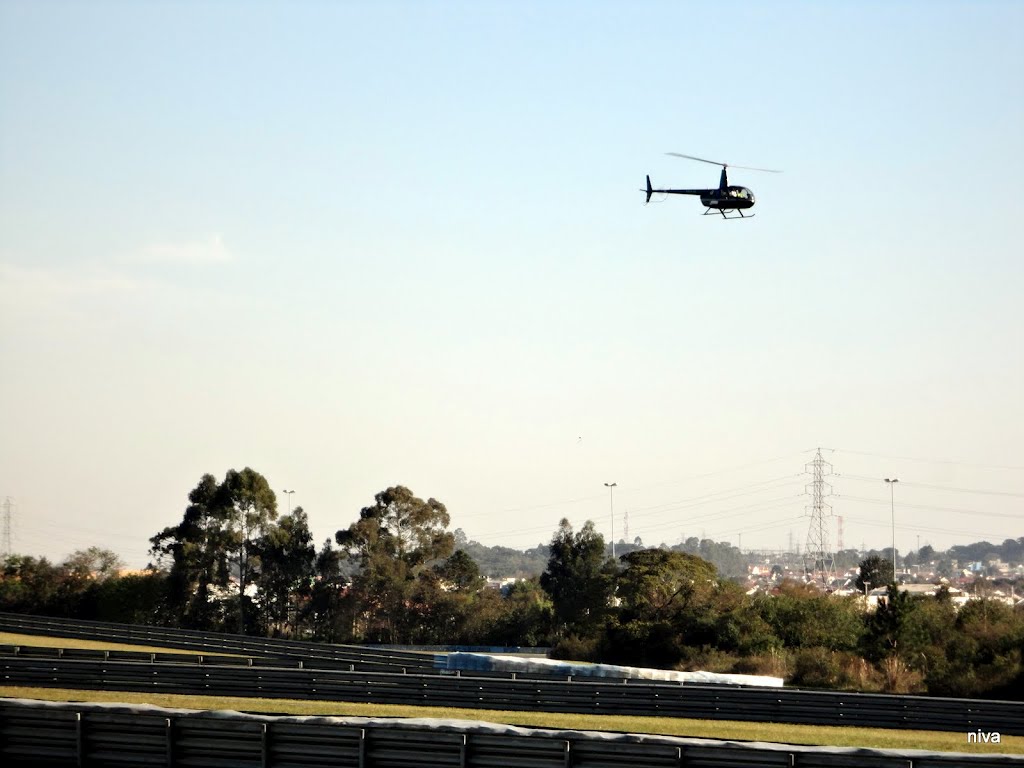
<box><xmin>440</xmin><ymin>652</ymin><xmax>785</xmax><ymax>687</ymax></box>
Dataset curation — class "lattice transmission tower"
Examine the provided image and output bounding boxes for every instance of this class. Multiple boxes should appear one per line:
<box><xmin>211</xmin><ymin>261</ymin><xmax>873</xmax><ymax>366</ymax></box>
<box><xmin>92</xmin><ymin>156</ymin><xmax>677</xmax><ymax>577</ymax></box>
<box><xmin>804</xmin><ymin>449</ymin><xmax>836</xmax><ymax>588</ymax></box>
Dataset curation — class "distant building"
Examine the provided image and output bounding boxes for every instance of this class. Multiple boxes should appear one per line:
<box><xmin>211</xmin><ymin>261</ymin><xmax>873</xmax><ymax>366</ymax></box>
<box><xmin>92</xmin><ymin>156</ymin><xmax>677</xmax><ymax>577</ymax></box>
<box><xmin>865</xmin><ymin>583</ymin><xmax>968</xmax><ymax>611</ymax></box>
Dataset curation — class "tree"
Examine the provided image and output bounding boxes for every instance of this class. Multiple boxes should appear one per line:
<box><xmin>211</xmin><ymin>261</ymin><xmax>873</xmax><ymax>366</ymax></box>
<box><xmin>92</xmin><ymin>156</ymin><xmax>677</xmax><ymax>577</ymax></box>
<box><xmin>433</xmin><ymin>549</ymin><xmax>484</xmax><ymax>592</ymax></box>
<box><xmin>856</xmin><ymin>555</ymin><xmax>894</xmax><ymax>593</ymax></box>
<box><xmin>482</xmin><ymin>578</ymin><xmax>554</xmax><ymax>647</ymax></box>
<box><xmin>0</xmin><ymin>555</ymin><xmax>60</xmax><ymax>613</ymax></box>
<box><xmin>253</xmin><ymin>507</ymin><xmax>315</xmax><ymax>636</ymax></box>
<box><xmin>758</xmin><ymin>582</ymin><xmax>863</xmax><ymax>652</ymax></box>
<box><xmin>305</xmin><ymin>539</ymin><xmax>355</xmax><ymax>642</ymax></box>
<box><xmin>62</xmin><ymin>547</ymin><xmax>125</xmax><ymax>582</ymax></box>
<box><xmin>220</xmin><ymin>467</ymin><xmax>278</xmax><ymax>632</ymax></box>
<box><xmin>91</xmin><ymin>571</ymin><xmax>167</xmax><ymax>625</ymax></box>
<box><xmin>617</xmin><ymin>549</ymin><xmax>718</xmax><ymax>622</ymax></box>
<box><xmin>605</xmin><ymin>549</ymin><xmax>716</xmax><ymax>668</ymax></box>
<box><xmin>863</xmin><ymin>585</ymin><xmax>924</xmax><ymax>661</ymax></box>
<box><xmin>53</xmin><ymin>547</ymin><xmax>128</xmax><ymax>618</ymax></box>
<box><xmin>540</xmin><ymin>519</ymin><xmax>614</xmax><ymax>636</ymax></box>
<box><xmin>150</xmin><ymin>473</ymin><xmax>230</xmax><ymax>628</ymax></box>
<box><xmin>335</xmin><ymin>486</ymin><xmax>454</xmax><ymax>643</ymax></box>
<box><xmin>149</xmin><ymin>468</ymin><xmax>277</xmax><ymax>632</ymax></box>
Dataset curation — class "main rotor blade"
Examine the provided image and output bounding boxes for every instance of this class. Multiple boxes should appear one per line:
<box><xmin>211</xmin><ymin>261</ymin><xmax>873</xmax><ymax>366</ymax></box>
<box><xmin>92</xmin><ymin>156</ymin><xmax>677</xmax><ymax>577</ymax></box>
<box><xmin>666</xmin><ymin>152</ymin><xmax>724</xmax><ymax>167</ymax></box>
<box><xmin>666</xmin><ymin>152</ymin><xmax>783</xmax><ymax>173</ymax></box>
<box><xmin>729</xmin><ymin>163</ymin><xmax>783</xmax><ymax>173</ymax></box>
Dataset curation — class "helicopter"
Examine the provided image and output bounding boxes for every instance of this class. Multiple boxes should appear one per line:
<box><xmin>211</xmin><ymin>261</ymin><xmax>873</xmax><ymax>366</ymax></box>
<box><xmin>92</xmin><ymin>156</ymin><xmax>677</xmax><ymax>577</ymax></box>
<box><xmin>644</xmin><ymin>153</ymin><xmax>782</xmax><ymax>219</ymax></box>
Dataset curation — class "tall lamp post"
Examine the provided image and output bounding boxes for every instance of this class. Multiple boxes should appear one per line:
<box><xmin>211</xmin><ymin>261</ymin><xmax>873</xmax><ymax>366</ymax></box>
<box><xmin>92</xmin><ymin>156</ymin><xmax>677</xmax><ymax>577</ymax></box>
<box><xmin>604</xmin><ymin>482</ymin><xmax>617</xmax><ymax>560</ymax></box>
<box><xmin>282</xmin><ymin>489</ymin><xmax>295</xmax><ymax>515</ymax></box>
<box><xmin>885</xmin><ymin>478</ymin><xmax>898</xmax><ymax>585</ymax></box>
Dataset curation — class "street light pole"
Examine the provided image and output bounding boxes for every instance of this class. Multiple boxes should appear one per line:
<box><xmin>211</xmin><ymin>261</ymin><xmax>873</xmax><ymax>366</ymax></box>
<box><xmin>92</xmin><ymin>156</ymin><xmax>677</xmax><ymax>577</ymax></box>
<box><xmin>885</xmin><ymin>478</ymin><xmax>899</xmax><ymax>585</ymax></box>
<box><xmin>604</xmin><ymin>482</ymin><xmax>617</xmax><ymax>560</ymax></box>
<box><xmin>282</xmin><ymin>489</ymin><xmax>295</xmax><ymax>515</ymax></box>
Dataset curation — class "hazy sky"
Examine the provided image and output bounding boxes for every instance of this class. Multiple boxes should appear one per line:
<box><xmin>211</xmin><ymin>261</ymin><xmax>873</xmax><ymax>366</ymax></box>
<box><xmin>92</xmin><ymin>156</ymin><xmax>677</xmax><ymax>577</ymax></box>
<box><xmin>2</xmin><ymin>2</ymin><xmax>1022</xmax><ymax>569</ymax></box>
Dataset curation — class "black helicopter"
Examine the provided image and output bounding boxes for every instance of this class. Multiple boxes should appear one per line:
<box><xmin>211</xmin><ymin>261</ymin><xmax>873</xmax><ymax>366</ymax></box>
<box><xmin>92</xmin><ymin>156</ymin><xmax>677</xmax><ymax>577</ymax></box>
<box><xmin>644</xmin><ymin>153</ymin><xmax>781</xmax><ymax>219</ymax></box>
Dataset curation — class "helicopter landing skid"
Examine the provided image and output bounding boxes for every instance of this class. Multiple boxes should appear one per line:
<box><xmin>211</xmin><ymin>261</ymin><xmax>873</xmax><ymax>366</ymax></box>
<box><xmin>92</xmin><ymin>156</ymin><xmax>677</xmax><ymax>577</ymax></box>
<box><xmin>703</xmin><ymin>207</ymin><xmax>753</xmax><ymax>219</ymax></box>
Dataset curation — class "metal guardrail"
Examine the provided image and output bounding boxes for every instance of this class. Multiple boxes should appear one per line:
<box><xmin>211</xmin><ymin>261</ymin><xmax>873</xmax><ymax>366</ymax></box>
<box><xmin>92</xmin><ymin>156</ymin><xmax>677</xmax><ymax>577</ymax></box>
<box><xmin>2</xmin><ymin>612</ymin><xmax>1022</xmax><ymax>737</ymax></box>
<box><xmin>0</xmin><ymin>644</ymin><xmax>572</xmax><ymax>682</ymax></box>
<box><xmin>368</xmin><ymin>643</ymin><xmax>551</xmax><ymax>654</ymax></box>
<box><xmin>2</xmin><ymin>656</ymin><xmax>1022</xmax><ymax>736</ymax></box>
<box><xmin>0</xmin><ymin>613</ymin><xmax>436</xmax><ymax>671</ymax></box>
<box><xmin>2</xmin><ymin>698</ymin><xmax>1021</xmax><ymax>768</ymax></box>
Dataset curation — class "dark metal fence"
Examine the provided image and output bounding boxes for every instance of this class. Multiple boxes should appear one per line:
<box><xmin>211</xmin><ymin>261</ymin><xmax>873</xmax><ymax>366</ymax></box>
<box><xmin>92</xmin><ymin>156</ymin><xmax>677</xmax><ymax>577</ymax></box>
<box><xmin>2</xmin><ymin>656</ymin><xmax>1022</xmax><ymax>736</ymax></box>
<box><xmin>0</xmin><ymin>645</ymin><xmax>571</xmax><ymax>682</ymax></box>
<box><xmin>0</xmin><ymin>613</ymin><xmax>435</xmax><ymax>672</ymax></box>
<box><xmin>2</xmin><ymin>698</ymin><xmax>1021</xmax><ymax>768</ymax></box>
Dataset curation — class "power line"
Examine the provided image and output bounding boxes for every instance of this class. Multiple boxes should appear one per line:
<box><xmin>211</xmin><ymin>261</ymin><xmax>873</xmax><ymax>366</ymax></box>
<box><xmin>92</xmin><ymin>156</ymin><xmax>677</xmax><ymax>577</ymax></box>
<box><xmin>836</xmin><ymin>494</ymin><xmax>1023</xmax><ymax>520</ymax></box>
<box><xmin>836</xmin><ymin>474</ymin><xmax>1024</xmax><ymax>498</ymax></box>
<box><xmin>625</xmin><ymin>475</ymin><xmax>805</xmax><ymax>518</ymax></box>
<box><xmin>843</xmin><ymin>516</ymin><xmax>1014</xmax><ymax>542</ymax></box>
<box><xmin>833</xmin><ymin>448</ymin><xmax>1024</xmax><ymax>472</ymax></box>
<box><xmin>461</xmin><ymin>451</ymin><xmax>816</xmax><ymax>521</ymax></box>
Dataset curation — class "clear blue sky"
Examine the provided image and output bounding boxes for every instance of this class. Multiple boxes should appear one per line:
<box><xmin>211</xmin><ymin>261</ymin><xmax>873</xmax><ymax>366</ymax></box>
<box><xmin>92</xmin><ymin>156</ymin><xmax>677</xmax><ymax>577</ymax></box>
<box><xmin>2</xmin><ymin>1</ymin><xmax>1022</xmax><ymax>568</ymax></box>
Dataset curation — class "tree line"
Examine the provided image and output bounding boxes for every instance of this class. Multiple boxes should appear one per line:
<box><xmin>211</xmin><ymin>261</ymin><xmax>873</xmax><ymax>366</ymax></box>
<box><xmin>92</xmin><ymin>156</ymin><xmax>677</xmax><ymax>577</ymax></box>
<box><xmin>1</xmin><ymin>468</ymin><xmax>1021</xmax><ymax>701</ymax></box>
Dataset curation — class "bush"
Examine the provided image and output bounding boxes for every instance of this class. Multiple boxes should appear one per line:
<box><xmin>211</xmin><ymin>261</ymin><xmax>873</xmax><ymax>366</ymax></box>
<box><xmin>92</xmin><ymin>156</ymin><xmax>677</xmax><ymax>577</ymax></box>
<box><xmin>550</xmin><ymin>633</ymin><xmax>600</xmax><ymax>662</ymax></box>
<box><xmin>879</xmin><ymin>655</ymin><xmax>925</xmax><ymax>694</ymax></box>
<box><xmin>790</xmin><ymin>648</ymin><xmax>843</xmax><ymax>688</ymax></box>
<box><xmin>600</xmin><ymin>619</ymin><xmax>682</xmax><ymax>669</ymax></box>
<box><xmin>732</xmin><ymin>649</ymin><xmax>789</xmax><ymax>680</ymax></box>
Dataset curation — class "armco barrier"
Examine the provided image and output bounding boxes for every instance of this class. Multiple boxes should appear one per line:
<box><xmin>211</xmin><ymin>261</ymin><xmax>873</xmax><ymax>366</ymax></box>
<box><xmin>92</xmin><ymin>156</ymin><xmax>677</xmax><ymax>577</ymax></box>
<box><xmin>0</xmin><ymin>613</ymin><xmax>436</xmax><ymax>672</ymax></box>
<box><xmin>0</xmin><ymin>644</ymin><xmax>570</xmax><ymax>682</ymax></box>
<box><xmin>2</xmin><ymin>656</ymin><xmax>1022</xmax><ymax>736</ymax></box>
<box><xmin>1</xmin><ymin>698</ymin><xmax>1021</xmax><ymax>768</ymax></box>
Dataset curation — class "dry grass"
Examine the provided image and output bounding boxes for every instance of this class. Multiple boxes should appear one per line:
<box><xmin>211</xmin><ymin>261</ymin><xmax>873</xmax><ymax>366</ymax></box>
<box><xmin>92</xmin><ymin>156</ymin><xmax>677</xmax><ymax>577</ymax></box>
<box><xmin>1</xmin><ymin>686</ymin><xmax>1020</xmax><ymax>755</ymax></box>
<box><xmin>0</xmin><ymin>632</ymin><xmax>236</xmax><ymax>656</ymax></box>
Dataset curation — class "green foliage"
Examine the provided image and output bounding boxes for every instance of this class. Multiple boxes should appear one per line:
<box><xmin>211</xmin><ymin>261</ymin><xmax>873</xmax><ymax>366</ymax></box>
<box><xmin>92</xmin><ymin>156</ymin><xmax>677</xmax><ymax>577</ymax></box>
<box><xmin>855</xmin><ymin>555</ymin><xmax>894</xmax><ymax>592</ymax></box>
<box><xmin>91</xmin><ymin>572</ymin><xmax>168</xmax><ymax>625</ymax></box>
<box><xmin>253</xmin><ymin>508</ymin><xmax>315</xmax><ymax>636</ymax></box>
<box><xmin>481</xmin><ymin>579</ymin><xmax>554</xmax><ymax>647</ymax></box>
<box><xmin>540</xmin><ymin>519</ymin><xmax>614</xmax><ymax>636</ymax></box>
<box><xmin>455</xmin><ymin>534</ymin><xmax>549</xmax><ymax>578</ymax></box>
<box><xmin>715</xmin><ymin>600</ymin><xmax>781</xmax><ymax>656</ymax></box>
<box><xmin>149</xmin><ymin>473</ymin><xmax>233</xmax><ymax>629</ymax></box>
<box><xmin>0</xmin><ymin>555</ymin><xmax>60</xmax><ymax>613</ymax></box>
<box><xmin>549</xmin><ymin>632</ymin><xmax>601</xmax><ymax>662</ymax></box>
<box><xmin>6</xmin><ymin>480</ymin><xmax>1022</xmax><ymax>702</ymax></box>
<box><xmin>616</xmin><ymin>549</ymin><xmax>718</xmax><ymax>622</ymax></box>
<box><xmin>434</xmin><ymin>550</ymin><xmax>485</xmax><ymax>592</ymax></box>
<box><xmin>335</xmin><ymin>485</ymin><xmax>455</xmax><ymax>643</ymax></box>
<box><xmin>672</xmin><ymin>538</ymin><xmax>746</xmax><ymax>579</ymax></box>
<box><xmin>149</xmin><ymin>468</ymin><xmax>277</xmax><ymax>632</ymax></box>
<box><xmin>862</xmin><ymin>585</ymin><xmax>924</xmax><ymax>661</ymax></box>
<box><xmin>757</xmin><ymin>583</ymin><xmax>863</xmax><ymax>651</ymax></box>
<box><xmin>927</xmin><ymin>598</ymin><xmax>1024</xmax><ymax>698</ymax></box>
<box><xmin>304</xmin><ymin>539</ymin><xmax>356</xmax><ymax>643</ymax></box>
<box><xmin>790</xmin><ymin>647</ymin><xmax>844</xmax><ymax>688</ymax></box>
<box><xmin>62</xmin><ymin>548</ymin><xmax>124</xmax><ymax>582</ymax></box>
<box><xmin>602</xmin><ymin>618</ymin><xmax>682</xmax><ymax>668</ymax></box>
<box><xmin>220</xmin><ymin>468</ymin><xmax>278</xmax><ymax>632</ymax></box>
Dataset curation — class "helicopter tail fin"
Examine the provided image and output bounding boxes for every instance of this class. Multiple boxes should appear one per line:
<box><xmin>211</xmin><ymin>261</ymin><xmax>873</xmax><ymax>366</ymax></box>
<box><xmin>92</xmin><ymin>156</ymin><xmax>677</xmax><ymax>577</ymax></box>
<box><xmin>645</xmin><ymin>175</ymin><xmax>653</xmax><ymax>204</ymax></box>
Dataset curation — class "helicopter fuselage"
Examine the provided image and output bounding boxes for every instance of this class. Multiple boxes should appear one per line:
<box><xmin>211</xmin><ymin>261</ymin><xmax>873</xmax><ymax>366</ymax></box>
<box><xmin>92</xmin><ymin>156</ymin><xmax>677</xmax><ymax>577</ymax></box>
<box><xmin>644</xmin><ymin>154</ymin><xmax>779</xmax><ymax>218</ymax></box>
<box><xmin>699</xmin><ymin>186</ymin><xmax>755</xmax><ymax>210</ymax></box>
<box><xmin>643</xmin><ymin>174</ymin><xmax>757</xmax><ymax>215</ymax></box>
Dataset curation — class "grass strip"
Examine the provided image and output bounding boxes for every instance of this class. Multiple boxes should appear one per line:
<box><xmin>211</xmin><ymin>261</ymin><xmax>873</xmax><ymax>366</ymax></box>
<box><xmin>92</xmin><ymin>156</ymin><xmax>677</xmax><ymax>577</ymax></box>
<box><xmin>1</xmin><ymin>686</ymin><xmax>1019</xmax><ymax>755</ymax></box>
<box><xmin>0</xmin><ymin>632</ymin><xmax>237</xmax><ymax>656</ymax></box>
